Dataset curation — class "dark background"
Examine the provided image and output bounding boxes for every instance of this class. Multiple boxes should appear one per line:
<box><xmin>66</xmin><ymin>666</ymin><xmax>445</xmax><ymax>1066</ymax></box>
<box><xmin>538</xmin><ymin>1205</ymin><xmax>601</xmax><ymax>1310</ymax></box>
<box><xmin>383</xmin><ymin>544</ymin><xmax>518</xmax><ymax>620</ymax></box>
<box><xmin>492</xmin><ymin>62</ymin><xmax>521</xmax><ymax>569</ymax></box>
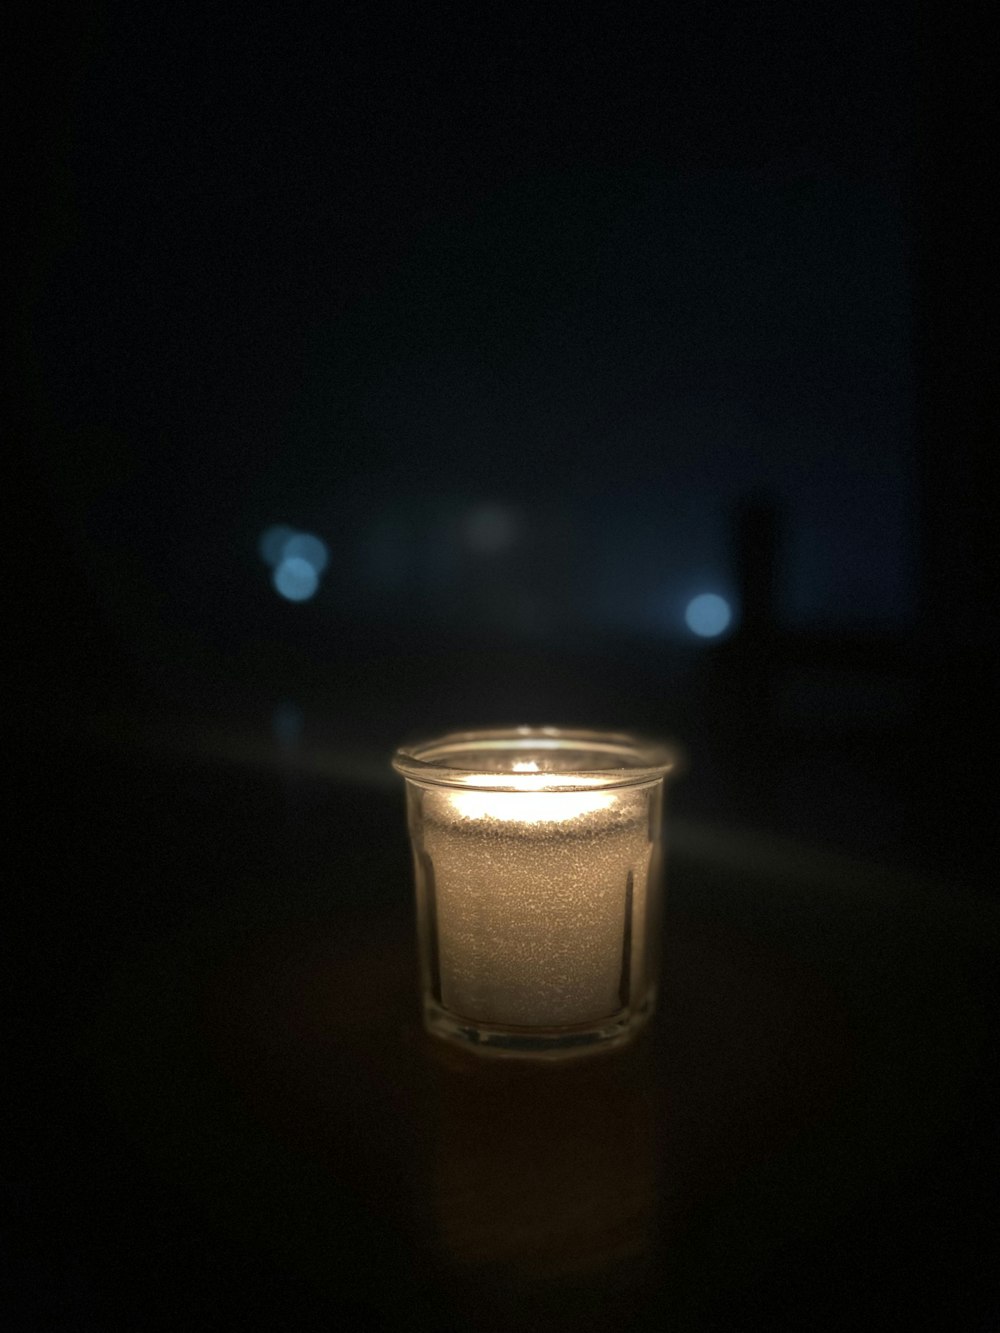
<box><xmin>17</xmin><ymin>0</ymin><xmax>993</xmax><ymax>879</ymax></box>
<box><xmin>12</xmin><ymin>1</ymin><xmax>998</xmax><ymax>1328</ymax></box>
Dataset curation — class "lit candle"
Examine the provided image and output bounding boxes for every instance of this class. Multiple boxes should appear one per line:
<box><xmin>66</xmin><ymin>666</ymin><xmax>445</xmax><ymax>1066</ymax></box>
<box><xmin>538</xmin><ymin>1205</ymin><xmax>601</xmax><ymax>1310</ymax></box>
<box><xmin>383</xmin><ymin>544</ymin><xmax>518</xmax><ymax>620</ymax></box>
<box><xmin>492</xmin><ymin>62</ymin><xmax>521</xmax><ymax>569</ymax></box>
<box><xmin>393</xmin><ymin>728</ymin><xmax>677</xmax><ymax>1056</ymax></box>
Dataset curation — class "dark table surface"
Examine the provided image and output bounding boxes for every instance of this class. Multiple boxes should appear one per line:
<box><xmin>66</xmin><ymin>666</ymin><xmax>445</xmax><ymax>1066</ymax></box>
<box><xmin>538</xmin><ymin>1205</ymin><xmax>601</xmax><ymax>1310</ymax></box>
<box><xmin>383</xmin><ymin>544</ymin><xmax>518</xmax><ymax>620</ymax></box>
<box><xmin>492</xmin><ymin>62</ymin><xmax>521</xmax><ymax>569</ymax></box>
<box><xmin>12</xmin><ymin>716</ymin><xmax>1000</xmax><ymax>1330</ymax></box>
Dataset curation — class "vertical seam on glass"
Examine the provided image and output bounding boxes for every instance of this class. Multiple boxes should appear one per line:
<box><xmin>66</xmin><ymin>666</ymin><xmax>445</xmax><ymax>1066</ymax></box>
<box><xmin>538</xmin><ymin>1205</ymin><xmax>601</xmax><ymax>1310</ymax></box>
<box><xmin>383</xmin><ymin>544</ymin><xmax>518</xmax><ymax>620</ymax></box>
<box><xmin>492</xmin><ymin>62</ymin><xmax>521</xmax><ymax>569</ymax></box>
<box><xmin>420</xmin><ymin>849</ymin><xmax>443</xmax><ymax>1006</ymax></box>
<box><xmin>618</xmin><ymin>868</ymin><xmax>634</xmax><ymax>1010</ymax></box>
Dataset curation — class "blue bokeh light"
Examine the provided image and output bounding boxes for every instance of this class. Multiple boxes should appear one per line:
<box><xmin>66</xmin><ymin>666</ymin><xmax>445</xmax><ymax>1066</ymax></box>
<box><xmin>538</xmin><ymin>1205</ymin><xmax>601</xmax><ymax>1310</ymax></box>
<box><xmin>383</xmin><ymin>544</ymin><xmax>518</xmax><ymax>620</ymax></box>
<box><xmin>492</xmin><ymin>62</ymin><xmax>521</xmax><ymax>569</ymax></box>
<box><xmin>274</xmin><ymin>557</ymin><xmax>320</xmax><ymax>602</ymax></box>
<box><xmin>259</xmin><ymin>524</ymin><xmax>297</xmax><ymax>567</ymax></box>
<box><xmin>283</xmin><ymin>531</ymin><xmax>329</xmax><ymax>575</ymax></box>
<box><xmin>685</xmin><ymin>593</ymin><xmax>733</xmax><ymax>638</ymax></box>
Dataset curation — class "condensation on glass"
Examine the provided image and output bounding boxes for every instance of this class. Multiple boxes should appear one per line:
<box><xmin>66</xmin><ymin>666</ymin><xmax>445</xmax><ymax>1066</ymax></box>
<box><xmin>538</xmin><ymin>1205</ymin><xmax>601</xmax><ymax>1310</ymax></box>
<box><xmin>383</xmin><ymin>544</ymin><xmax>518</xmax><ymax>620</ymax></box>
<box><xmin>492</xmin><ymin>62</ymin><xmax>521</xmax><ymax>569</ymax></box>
<box><xmin>392</xmin><ymin>727</ymin><xmax>678</xmax><ymax>1057</ymax></box>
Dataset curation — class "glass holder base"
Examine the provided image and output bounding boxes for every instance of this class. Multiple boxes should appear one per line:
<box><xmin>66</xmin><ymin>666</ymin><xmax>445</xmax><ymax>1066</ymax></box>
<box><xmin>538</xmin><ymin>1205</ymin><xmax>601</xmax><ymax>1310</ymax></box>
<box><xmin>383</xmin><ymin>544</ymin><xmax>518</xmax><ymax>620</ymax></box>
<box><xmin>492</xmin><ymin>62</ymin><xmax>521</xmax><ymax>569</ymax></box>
<box><xmin>422</xmin><ymin>994</ymin><xmax>655</xmax><ymax>1060</ymax></box>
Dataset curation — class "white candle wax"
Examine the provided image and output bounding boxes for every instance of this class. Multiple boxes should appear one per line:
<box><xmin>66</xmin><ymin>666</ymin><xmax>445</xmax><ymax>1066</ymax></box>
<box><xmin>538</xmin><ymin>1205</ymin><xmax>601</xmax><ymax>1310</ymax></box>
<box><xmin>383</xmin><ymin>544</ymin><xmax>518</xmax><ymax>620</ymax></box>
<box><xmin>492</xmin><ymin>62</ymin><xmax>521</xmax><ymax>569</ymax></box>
<box><xmin>419</xmin><ymin>782</ymin><xmax>653</xmax><ymax>1027</ymax></box>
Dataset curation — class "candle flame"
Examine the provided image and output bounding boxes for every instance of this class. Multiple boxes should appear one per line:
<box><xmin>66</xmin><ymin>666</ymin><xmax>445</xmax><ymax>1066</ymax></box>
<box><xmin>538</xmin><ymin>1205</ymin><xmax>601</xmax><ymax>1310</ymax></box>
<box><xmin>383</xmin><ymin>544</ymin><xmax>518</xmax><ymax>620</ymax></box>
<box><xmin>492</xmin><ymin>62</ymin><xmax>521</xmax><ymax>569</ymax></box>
<box><xmin>447</xmin><ymin>788</ymin><xmax>616</xmax><ymax>824</ymax></box>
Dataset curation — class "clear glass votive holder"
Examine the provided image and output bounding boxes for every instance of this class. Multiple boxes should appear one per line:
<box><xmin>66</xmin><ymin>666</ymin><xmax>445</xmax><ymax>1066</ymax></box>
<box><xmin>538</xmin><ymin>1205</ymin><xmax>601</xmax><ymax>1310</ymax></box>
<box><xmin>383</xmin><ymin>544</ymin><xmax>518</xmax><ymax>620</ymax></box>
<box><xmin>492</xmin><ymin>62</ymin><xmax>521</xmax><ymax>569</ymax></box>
<box><xmin>392</xmin><ymin>726</ymin><xmax>678</xmax><ymax>1058</ymax></box>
